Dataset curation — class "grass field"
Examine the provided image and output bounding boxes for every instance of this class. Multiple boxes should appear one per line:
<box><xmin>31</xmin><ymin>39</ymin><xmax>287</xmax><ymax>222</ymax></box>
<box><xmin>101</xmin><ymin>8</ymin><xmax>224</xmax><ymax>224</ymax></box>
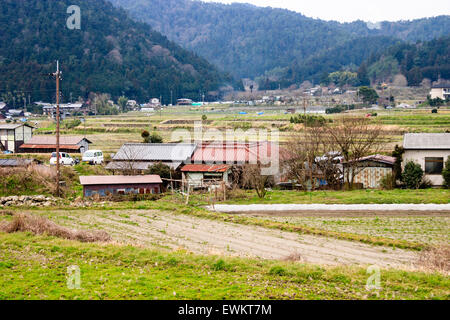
<box><xmin>0</xmin><ymin>232</ymin><xmax>448</xmax><ymax>300</ymax></box>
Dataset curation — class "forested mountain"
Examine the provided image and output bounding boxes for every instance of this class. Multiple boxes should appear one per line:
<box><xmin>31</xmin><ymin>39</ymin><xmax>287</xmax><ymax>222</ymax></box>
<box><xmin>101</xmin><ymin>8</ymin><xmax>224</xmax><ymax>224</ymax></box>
<box><xmin>110</xmin><ymin>0</ymin><xmax>450</xmax><ymax>82</ymax></box>
<box><xmin>263</xmin><ymin>36</ymin><xmax>402</xmax><ymax>88</ymax></box>
<box><xmin>361</xmin><ymin>36</ymin><xmax>450</xmax><ymax>86</ymax></box>
<box><xmin>0</xmin><ymin>0</ymin><xmax>234</xmax><ymax>104</ymax></box>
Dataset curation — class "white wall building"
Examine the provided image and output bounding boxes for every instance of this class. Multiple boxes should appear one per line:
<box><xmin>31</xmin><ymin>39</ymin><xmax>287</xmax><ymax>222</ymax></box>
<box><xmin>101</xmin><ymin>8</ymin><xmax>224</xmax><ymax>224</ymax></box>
<box><xmin>402</xmin><ymin>133</ymin><xmax>450</xmax><ymax>186</ymax></box>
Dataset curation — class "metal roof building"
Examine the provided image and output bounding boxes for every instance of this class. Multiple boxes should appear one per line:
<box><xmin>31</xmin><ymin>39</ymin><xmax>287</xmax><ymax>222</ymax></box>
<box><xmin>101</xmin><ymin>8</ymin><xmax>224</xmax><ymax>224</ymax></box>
<box><xmin>403</xmin><ymin>133</ymin><xmax>450</xmax><ymax>150</ymax></box>
<box><xmin>19</xmin><ymin>136</ymin><xmax>92</xmax><ymax>153</ymax></box>
<box><xmin>106</xmin><ymin>143</ymin><xmax>197</xmax><ymax>172</ymax></box>
<box><xmin>79</xmin><ymin>175</ymin><xmax>163</xmax><ymax>197</ymax></box>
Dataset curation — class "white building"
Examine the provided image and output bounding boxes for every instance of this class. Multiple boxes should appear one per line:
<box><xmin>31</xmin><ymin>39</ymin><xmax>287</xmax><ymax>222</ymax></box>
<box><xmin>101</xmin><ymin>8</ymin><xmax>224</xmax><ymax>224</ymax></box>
<box><xmin>403</xmin><ymin>133</ymin><xmax>450</xmax><ymax>186</ymax></box>
<box><xmin>430</xmin><ymin>84</ymin><xmax>450</xmax><ymax>100</ymax></box>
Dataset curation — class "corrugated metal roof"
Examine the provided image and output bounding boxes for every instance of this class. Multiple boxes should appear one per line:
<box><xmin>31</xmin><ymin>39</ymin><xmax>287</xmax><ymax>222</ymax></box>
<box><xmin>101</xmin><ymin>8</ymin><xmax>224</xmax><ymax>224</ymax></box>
<box><xmin>0</xmin><ymin>123</ymin><xmax>33</xmax><ymax>130</ymax></box>
<box><xmin>354</xmin><ymin>154</ymin><xmax>396</xmax><ymax>165</ymax></box>
<box><xmin>20</xmin><ymin>144</ymin><xmax>81</xmax><ymax>150</ymax></box>
<box><xmin>403</xmin><ymin>133</ymin><xmax>450</xmax><ymax>150</ymax></box>
<box><xmin>105</xmin><ymin>161</ymin><xmax>182</xmax><ymax>170</ymax></box>
<box><xmin>191</xmin><ymin>142</ymin><xmax>277</xmax><ymax>164</ymax></box>
<box><xmin>181</xmin><ymin>164</ymin><xmax>230</xmax><ymax>172</ymax></box>
<box><xmin>113</xmin><ymin>143</ymin><xmax>197</xmax><ymax>162</ymax></box>
<box><xmin>23</xmin><ymin>136</ymin><xmax>92</xmax><ymax>145</ymax></box>
<box><xmin>0</xmin><ymin>159</ymin><xmax>34</xmax><ymax>167</ymax></box>
<box><xmin>79</xmin><ymin>175</ymin><xmax>162</xmax><ymax>186</ymax></box>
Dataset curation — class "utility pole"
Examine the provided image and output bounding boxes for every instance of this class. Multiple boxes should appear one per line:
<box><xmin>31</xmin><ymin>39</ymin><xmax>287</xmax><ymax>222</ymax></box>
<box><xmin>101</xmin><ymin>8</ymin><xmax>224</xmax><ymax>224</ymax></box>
<box><xmin>170</xmin><ymin>90</ymin><xmax>173</xmax><ymax>106</ymax></box>
<box><xmin>53</xmin><ymin>61</ymin><xmax>62</xmax><ymax>197</ymax></box>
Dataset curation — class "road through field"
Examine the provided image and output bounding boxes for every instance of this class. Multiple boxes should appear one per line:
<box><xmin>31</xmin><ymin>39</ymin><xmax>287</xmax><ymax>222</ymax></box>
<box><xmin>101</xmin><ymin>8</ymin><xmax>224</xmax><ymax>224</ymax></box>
<box><xmin>58</xmin><ymin>210</ymin><xmax>419</xmax><ymax>269</ymax></box>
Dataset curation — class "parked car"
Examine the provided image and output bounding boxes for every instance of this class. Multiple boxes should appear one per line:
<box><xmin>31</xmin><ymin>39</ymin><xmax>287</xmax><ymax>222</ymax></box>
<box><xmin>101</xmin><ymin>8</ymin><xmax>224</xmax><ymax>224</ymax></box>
<box><xmin>82</xmin><ymin>150</ymin><xmax>104</xmax><ymax>165</ymax></box>
<box><xmin>50</xmin><ymin>152</ymin><xmax>75</xmax><ymax>166</ymax></box>
<box><xmin>2</xmin><ymin>150</ymin><xmax>13</xmax><ymax>154</ymax></box>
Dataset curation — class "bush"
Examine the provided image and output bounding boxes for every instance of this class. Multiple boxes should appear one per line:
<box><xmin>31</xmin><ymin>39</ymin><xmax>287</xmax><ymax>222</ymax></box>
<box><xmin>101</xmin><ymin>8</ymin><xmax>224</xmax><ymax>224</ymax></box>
<box><xmin>432</xmin><ymin>109</ymin><xmax>438</xmax><ymax>114</ymax></box>
<box><xmin>442</xmin><ymin>157</ymin><xmax>450</xmax><ymax>189</ymax></box>
<box><xmin>380</xmin><ymin>173</ymin><xmax>395</xmax><ymax>190</ymax></box>
<box><xmin>402</xmin><ymin>161</ymin><xmax>423</xmax><ymax>189</ymax></box>
<box><xmin>63</xmin><ymin>119</ymin><xmax>82</xmax><ymax>129</ymax></box>
<box><xmin>268</xmin><ymin>266</ymin><xmax>287</xmax><ymax>276</ymax></box>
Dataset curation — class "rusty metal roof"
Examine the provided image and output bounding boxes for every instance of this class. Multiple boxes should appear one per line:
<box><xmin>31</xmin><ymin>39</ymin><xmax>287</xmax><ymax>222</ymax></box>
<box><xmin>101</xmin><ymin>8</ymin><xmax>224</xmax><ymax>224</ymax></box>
<box><xmin>181</xmin><ymin>164</ymin><xmax>230</xmax><ymax>173</ymax></box>
<box><xmin>20</xmin><ymin>144</ymin><xmax>81</xmax><ymax>150</ymax></box>
<box><xmin>191</xmin><ymin>142</ymin><xmax>277</xmax><ymax>164</ymax></box>
<box><xmin>79</xmin><ymin>175</ymin><xmax>162</xmax><ymax>186</ymax></box>
<box><xmin>23</xmin><ymin>136</ymin><xmax>92</xmax><ymax>145</ymax></box>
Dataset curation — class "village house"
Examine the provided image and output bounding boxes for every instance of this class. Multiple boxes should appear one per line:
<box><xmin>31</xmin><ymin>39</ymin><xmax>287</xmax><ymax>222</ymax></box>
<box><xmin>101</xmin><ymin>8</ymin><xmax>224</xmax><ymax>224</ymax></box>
<box><xmin>343</xmin><ymin>155</ymin><xmax>396</xmax><ymax>189</ymax></box>
<box><xmin>19</xmin><ymin>135</ymin><xmax>92</xmax><ymax>153</ymax></box>
<box><xmin>79</xmin><ymin>175</ymin><xmax>163</xmax><ymax>197</ymax></box>
<box><xmin>189</xmin><ymin>141</ymin><xmax>281</xmax><ymax>184</ymax></box>
<box><xmin>0</xmin><ymin>123</ymin><xmax>33</xmax><ymax>153</ymax></box>
<box><xmin>403</xmin><ymin>133</ymin><xmax>450</xmax><ymax>186</ymax></box>
<box><xmin>181</xmin><ymin>164</ymin><xmax>231</xmax><ymax>189</ymax></box>
<box><xmin>41</xmin><ymin>103</ymin><xmax>84</xmax><ymax>119</ymax></box>
<box><xmin>106</xmin><ymin>143</ymin><xmax>197</xmax><ymax>173</ymax></box>
<box><xmin>430</xmin><ymin>83</ymin><xmax>450</xmax><ymax>100</ymax></box>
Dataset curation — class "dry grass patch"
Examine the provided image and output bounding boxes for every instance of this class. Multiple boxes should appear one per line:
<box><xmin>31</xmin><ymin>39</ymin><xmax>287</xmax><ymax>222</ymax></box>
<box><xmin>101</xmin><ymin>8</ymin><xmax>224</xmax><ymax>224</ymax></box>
<box><xmin>0</xmin><ymin>213</ymin><xmax>111</xmax><ymax>243</ymax></box>
<box><xmin>418</xmin><ymin>244</ymin><xmax>450</xmax><ymax>275</ymax></box>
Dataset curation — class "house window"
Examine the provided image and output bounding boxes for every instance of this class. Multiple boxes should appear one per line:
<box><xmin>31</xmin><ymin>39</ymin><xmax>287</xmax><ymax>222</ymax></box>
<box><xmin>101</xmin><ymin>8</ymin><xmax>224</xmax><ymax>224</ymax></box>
<box><xmin>425</xmin><ymin>157</ymin><xmax>444</xmax><ymax>175</ymax></box>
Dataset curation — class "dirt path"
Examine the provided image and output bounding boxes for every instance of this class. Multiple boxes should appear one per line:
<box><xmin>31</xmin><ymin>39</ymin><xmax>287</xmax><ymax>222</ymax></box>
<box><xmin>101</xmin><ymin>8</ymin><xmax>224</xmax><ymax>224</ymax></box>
<box><xmin>60</xmin><ymin>210</ymin><xmax>418</xmax><ymax>269</ymax></box>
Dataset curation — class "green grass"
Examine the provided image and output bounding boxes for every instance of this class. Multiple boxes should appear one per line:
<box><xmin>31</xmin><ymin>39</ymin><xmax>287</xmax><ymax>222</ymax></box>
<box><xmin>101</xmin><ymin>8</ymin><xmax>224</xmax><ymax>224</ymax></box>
<box><xmin>222</xmin><ymin>189</ymin><xmax>450</xmax><ymax>205</ymax></box>
<box><xmin>0</xmin><ymin>232</ymin><xmax>448</xmax><ymax>300</ymax></box>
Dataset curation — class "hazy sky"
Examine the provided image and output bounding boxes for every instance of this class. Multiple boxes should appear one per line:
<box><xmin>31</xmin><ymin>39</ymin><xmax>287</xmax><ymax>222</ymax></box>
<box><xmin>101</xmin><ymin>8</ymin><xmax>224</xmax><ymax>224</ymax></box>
<box><xmin>202</xmin><ymin>0</ymin><xmax>450</xmax><ymax>22</ymax></box>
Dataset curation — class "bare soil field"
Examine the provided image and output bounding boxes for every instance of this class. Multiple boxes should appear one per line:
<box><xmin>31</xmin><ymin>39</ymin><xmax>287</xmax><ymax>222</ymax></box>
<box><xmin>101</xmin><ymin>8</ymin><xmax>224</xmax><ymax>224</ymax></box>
<box><xmin>245</xmin><ymin>212</ymin><xmax>449</xmax><ymax>245</ymax></box>
<box><xmin>45</xmin><ymin>209</ymin><xmax>418</xmax><ymax>269</ymax></box>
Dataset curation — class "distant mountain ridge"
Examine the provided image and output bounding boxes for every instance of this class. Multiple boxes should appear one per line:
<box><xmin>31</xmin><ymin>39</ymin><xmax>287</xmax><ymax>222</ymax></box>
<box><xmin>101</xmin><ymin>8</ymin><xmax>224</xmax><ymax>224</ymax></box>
<box><xmin>110</xmin><ymin>0</ymin><xmax>450</xmax><ymax>82</ymax></box>
<box><xmin>0</xmin><ymin>0</ymin><xmax>234</xmax><ymax>103</ymax></box>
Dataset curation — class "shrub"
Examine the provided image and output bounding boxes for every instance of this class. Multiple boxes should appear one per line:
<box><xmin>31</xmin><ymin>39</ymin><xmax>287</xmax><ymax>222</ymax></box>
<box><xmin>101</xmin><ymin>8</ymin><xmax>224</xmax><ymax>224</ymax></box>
<box><xmin>432</xmin><ymin>108</ymin><xmax>438</xmax><ymax>114</ymax></box>
<box><xmin>269</xmin><ymin>266</ymin><xmax>287</xmax><ymax>276</ymax></box>
<box><xmin>212</xmin><ymin>259</ymin><xmax>227</xmax><ymax>271</ymax></box>
<box><xmin>402</xmin><ymin>161</ymin><xmax>424</xmax><ymax>189</ymax></box>
<box><xmin>380</xmin><ymin>173</ymin><xmax>395</xmax><ymax>190</ymax></box>
<box><xmin>443</xmin><ymin>156</ymin><xmax>450</xmax><ymax>189</ymax></box>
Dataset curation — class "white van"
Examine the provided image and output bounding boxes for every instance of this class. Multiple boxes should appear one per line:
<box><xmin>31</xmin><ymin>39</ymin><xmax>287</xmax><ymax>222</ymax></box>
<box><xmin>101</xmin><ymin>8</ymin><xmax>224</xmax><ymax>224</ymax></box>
<box><xmin>50</xmin><ymin>152</ymin><xmax>75</xmax><ymax>166</ymax></box>
<box><xmin>82</xmin><ymin>150</ymin><xmax>104</xmax><ymax>165</ymax></box>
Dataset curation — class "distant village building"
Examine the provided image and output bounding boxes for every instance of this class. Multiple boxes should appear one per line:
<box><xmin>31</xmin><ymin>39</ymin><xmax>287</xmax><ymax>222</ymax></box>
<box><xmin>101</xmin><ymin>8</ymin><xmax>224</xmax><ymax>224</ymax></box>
<box><xmin>177</xmin><ymin>98</ymin><xmax>193</xmax><ymax>106</ymax></box>
<box><xmin>0</xmin><ymin>123</ymin><xmax>33</xmax><ymax>153</ymax></box>
<box><xmin>430</xmin><ymin>84</ymin><xmax>450</xmax><ymax>100</ymax></box>
<box><xmin>79</xmin><ymin>175</ymin><xmax>163</xmax><ymax>197</ymax></box>
<box><xmin>343</xmin><ymin>155</ymin><xmax>396</xmax><ymax>189</ymax></box>
<box><xmin>403</xmin><ymin>133</ymin><xmax>450</xmax><ymax>186</ymax></box>
<box><xmin>19</xmin><ymin>136</ymin><xmax>92</xmax><ymax>153</ymax></box>
<box><xmin>41</xmin><ymin>103</ymin><xmax>84</xmax><ymax>118</ymax></box>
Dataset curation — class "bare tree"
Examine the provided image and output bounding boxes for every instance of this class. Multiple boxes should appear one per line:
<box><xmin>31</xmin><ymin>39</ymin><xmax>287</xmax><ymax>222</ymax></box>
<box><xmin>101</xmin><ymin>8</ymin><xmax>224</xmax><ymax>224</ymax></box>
<box><xmin>112</xmin><ymin>144</ymin><xmax>144</xmax><ymax>175</ymax></box>
<box><xmin>283</xmin><ymin>126</ymin><xmax>329</xmax><ymax>190</ymax></box>
<box><xmin>324</xmin><ymin>117</ymin><xmax>384</xmax><ymax>189</ymax></box>
<box><xmin>242</xmin><ymin>163</ymin><xmax>272</xmax><ymax>198</ymax></box>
